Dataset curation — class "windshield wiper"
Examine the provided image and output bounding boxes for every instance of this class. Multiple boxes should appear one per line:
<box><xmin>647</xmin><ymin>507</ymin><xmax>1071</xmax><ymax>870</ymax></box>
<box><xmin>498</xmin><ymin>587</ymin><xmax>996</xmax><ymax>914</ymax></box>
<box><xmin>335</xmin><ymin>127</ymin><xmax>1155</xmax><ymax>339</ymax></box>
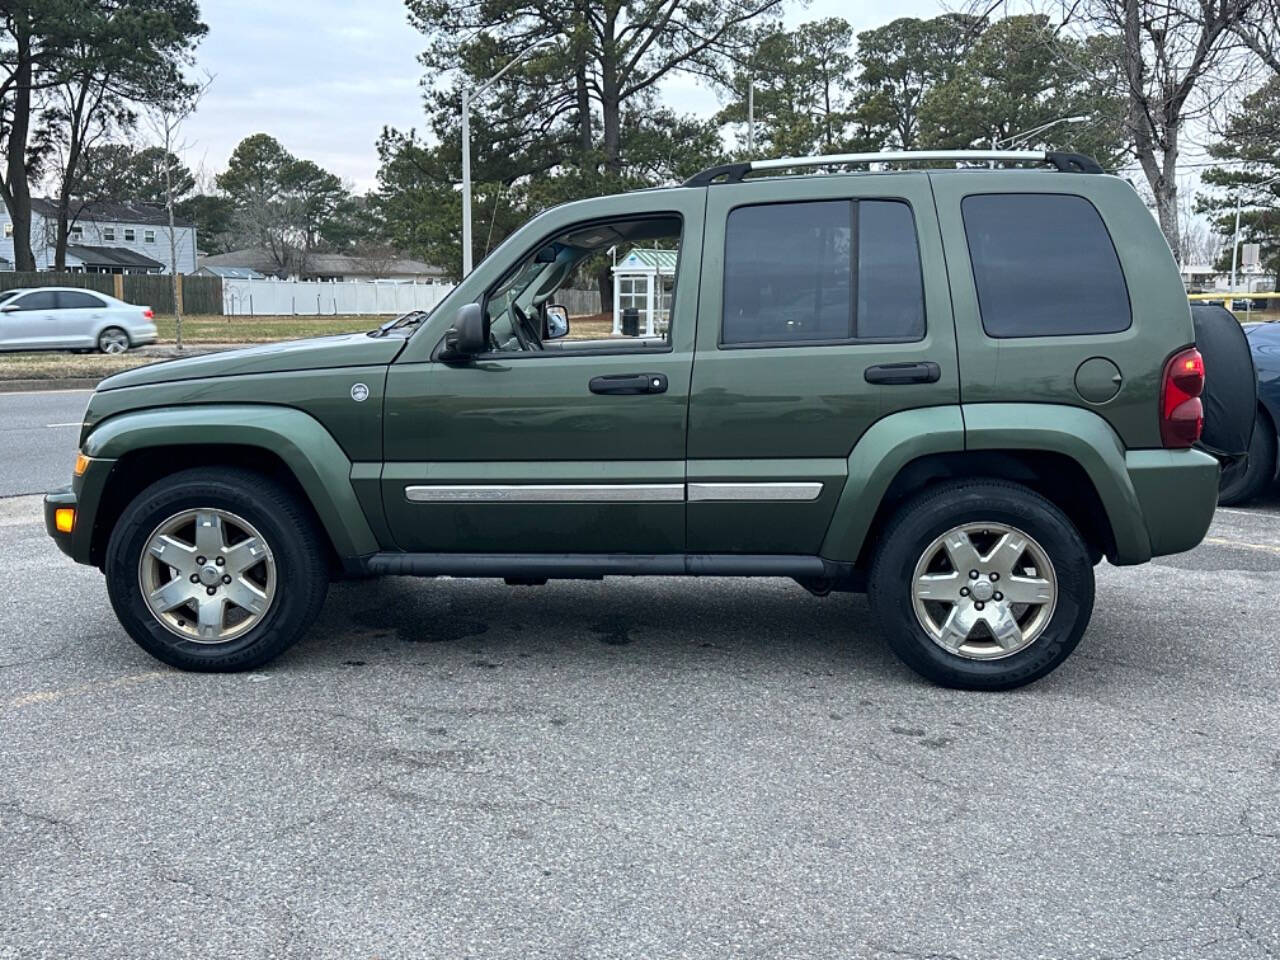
<box><xmin>370</xmin><ymin>309</ymin><xmax>429</xmax><ymax>338</ymax></box>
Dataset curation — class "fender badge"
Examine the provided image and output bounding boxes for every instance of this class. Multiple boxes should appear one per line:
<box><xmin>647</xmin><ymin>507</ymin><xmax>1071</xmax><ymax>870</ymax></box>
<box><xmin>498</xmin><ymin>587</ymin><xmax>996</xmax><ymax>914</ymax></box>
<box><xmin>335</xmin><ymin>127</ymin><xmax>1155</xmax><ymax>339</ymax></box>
<box><xmin>350</xmin><ymin>383</ymin><xmax>369</xmax><ymax>402</ymax></box>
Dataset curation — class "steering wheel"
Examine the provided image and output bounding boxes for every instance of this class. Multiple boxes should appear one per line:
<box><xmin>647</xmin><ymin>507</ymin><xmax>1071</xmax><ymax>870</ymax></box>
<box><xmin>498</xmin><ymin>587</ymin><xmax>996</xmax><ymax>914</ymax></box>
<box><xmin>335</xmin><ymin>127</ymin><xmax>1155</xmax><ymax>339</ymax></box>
<box><xmin>511</xmin><ymin>303</ymin><xmax>543</xmax><ymax>351</ymax></box>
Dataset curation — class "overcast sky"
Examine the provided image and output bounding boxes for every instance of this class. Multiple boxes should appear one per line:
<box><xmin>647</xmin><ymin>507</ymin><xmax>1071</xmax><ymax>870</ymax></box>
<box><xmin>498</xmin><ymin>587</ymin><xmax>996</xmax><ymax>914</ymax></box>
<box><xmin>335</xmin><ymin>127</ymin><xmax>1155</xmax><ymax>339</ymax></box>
<box><xmin>180</xmin><ymin>0</ymin><xmax>942</xmax><ymax>192</ymax></box>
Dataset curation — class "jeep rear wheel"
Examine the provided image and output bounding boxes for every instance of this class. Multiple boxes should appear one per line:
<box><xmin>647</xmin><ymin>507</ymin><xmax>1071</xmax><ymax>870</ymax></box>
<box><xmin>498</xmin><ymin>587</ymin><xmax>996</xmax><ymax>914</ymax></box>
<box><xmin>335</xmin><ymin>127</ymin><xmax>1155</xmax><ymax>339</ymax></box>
<box><xmin>868</xmin><ymin>480</ymin><xmax>1094</xmax><ymax>691</ymax></box>
<box><xmin>105</xmin><ymin>467</ymin><xmax>329</xmax><ymax>671</ymax></box>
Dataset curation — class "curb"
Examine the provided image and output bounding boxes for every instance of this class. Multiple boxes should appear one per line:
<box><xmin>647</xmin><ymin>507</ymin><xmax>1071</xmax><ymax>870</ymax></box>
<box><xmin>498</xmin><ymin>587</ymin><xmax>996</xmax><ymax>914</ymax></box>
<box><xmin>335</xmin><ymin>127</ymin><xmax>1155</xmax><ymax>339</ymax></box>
<box><xmin>0</xmin><ymin>378</ymin><xmax>102</xmax><ymax>392</ymax></box>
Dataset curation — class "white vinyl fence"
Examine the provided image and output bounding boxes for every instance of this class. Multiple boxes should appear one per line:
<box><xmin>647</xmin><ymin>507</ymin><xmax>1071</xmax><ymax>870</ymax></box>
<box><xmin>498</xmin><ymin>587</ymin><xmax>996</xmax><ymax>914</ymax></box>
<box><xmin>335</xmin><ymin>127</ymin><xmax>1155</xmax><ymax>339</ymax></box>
<box><xmin>221</xmin><ymin>278</ymin><xmax>454</xmax><ymax>317</ymax></box>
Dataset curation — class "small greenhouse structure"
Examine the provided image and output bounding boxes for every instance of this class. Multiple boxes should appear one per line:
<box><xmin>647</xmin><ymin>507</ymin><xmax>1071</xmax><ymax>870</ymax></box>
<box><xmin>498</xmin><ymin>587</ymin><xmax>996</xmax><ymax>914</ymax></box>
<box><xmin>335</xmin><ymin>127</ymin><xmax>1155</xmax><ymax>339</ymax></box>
<box><xmin>612</xmin><ymin>247</ymin><xmax>678</xmax><ymax>336</ymax></box>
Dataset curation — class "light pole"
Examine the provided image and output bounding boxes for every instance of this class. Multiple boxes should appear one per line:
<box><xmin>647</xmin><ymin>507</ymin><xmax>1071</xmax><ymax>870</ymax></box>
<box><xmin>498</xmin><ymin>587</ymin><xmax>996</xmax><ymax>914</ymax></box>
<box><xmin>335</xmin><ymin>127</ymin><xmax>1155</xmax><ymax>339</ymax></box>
<box><xmin>461</xmin><ymin>37</ymin><xmax>554</xmax><ymax>277</ymax></box>
<box><xmin>1230</xmin><ymin>173</ymin><xmax>1280</xmax><ymax>300</ymax></box>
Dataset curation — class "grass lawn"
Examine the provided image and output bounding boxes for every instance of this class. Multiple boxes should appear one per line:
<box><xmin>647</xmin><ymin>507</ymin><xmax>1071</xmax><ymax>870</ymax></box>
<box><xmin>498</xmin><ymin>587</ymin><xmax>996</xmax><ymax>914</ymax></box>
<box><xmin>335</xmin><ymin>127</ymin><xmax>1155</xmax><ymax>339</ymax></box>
<box><xmin>154</xmin><ymin>314</ymin><xmax>375</xmax><ymax>344</ymax></box>
<box><xmin>1</xmin><ymin>311</ymin><xmax>620</xmax><ymax>382</ymax></box>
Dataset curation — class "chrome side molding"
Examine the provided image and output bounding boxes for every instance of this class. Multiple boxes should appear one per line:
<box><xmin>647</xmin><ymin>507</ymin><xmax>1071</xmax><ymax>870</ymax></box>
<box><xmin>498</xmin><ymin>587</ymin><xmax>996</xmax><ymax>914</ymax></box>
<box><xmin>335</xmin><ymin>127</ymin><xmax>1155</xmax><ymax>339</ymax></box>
<box><xmin>686</xmin><ymin>482</ymin><xmax>823</xmax><ymax>502</ymax></box>
<box><xmin>405</xmin><ymin>481</ymin><xmax>823</xmax><ymax>503</ymax></box>
<box><xmin>405</xmin><ymin>483</ymin><xmax>684</xmax><ymax>503</ymax></box>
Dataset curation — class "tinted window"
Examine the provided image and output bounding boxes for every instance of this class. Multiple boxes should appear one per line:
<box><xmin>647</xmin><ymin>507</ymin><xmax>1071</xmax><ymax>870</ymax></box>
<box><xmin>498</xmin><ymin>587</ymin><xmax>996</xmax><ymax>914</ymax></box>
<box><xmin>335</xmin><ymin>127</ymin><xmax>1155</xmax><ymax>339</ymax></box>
<box><xmin>722</xmin><ymin>199</ymin><xmax>924</xmax><ymax>346</ymax></box>
<box><xmin>962</xmin><ymin>193</ymin><xmax>1131</xmax><ymax>337</ymax></box>
<box><xmin>857</xmin><ymin>200</ymin><xmax>925</xmax><ymax>340</ymax></box>
<box><xmin>12</xmin><ymin>291</ymin><xmax>57</xmax><ymax>311</ymax></box>
<box><xmin>57</xmin><ymin>291</ymin><xmax>105</xmax><ymax>309</ymax></box>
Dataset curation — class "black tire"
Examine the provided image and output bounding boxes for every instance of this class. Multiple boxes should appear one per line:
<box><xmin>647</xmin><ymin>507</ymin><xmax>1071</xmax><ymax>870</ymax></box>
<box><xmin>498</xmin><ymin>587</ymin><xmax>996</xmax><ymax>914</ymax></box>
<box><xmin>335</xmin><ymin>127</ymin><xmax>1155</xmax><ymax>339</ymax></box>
<box><xmin>1218</xmin><ymin>409</ymin><xmax>1277</xmax><ymax>506</ymax></box>
<box><xmin>868</xmin><ymin>480</ymin><xmax>1094</xmax><ymax>691</ymax></box>
<box><xmin>105</xmin><ymin>467</ymin><xmax>329</xmax><ymax>671</ymax></box>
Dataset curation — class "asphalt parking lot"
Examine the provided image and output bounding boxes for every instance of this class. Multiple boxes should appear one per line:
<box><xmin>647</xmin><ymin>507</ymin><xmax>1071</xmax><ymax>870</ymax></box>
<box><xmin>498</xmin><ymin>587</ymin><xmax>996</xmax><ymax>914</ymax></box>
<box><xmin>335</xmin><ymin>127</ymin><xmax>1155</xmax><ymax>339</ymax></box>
<box><xmin>3</xmin><ymin>389</ymin><xmax>1279</xmax><ymax>959</ymax></box>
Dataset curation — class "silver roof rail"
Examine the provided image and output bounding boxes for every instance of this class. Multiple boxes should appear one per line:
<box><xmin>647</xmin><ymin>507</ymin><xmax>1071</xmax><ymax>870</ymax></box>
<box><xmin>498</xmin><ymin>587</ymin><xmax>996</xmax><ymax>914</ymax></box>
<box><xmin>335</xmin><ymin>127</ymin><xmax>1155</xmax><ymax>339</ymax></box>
<box><xmin>682</xmin><ymin>150</ymin><xmax>1104</xmax><ymax>187</ymax></box>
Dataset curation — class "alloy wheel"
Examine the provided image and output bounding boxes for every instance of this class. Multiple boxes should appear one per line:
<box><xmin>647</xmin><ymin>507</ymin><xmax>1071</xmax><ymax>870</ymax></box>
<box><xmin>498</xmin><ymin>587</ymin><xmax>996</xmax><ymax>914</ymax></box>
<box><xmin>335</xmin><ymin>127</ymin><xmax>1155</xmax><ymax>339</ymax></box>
<box><xmin>99</xmin><ymin>329</ymin><xmax>130</xmax><ymax>354</ymax></box>
<box><xmin>910</xmin><ymin>522</ymin><xmax>1057</xmax><ymax>660</ymax></box>
<box><xmin>138</xmin><ymin>508</ymin><xmax>277</xmax><ymax>644</ymax></box>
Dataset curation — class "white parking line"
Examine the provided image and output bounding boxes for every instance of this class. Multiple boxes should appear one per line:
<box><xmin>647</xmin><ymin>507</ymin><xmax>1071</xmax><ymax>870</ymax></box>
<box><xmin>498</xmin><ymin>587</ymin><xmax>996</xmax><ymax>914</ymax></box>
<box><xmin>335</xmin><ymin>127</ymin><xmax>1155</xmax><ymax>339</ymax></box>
<box><xmin>1215</xmin><ymin>506</ymin><xmax>1280</xmax><ymax>520</ymax></box>
<box><xmin>44</xmin><ymin>422</ymin><xmax>81</xmax><ymax>428</ymax></box>
<box><xmin>1203</xmin><ymin>536</ymin><xmax>1280</xmax><ymax>555</ymax></box>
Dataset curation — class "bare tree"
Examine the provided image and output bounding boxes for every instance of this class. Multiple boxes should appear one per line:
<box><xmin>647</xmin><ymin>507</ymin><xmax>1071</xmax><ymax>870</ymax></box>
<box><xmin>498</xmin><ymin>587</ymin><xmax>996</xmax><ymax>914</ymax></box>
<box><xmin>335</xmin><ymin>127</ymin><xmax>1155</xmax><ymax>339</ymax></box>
<box><xmin>142</xmin><ymin>74</ymin><xmax>209</xmax><ymax>350</ymax></box>
<box><xmin>1229</xmin><ymin>0</ymin><xmax>1280</xmax><ymax>72</ymax></box>
<box><xmin>1061</xmin><ymin>0</ymin><xmax>1264</xmax><ymax>262</ymax></box>
<box><xmin>43</xmin><ymin>69</ymin><xmax>133</xmax><ymax>269</ymax></box>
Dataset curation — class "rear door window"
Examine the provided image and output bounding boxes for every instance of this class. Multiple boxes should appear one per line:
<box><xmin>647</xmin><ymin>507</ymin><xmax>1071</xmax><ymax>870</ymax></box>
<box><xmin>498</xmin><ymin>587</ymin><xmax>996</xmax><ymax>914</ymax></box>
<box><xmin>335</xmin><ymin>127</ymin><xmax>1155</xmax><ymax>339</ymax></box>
<box><xmin>961</xmin><ymin>193</ymin><xmax>1131</xmax><ymax>338</ymax></box>
<box><xmin>57</xmin><ymin>291</ymin><xmax>105</xmax><ymax>309</ymax></box>
<box><xmin>721</xmin><ymin>198</ymin><xmax>924</xmax><ymax>346</ymax></box>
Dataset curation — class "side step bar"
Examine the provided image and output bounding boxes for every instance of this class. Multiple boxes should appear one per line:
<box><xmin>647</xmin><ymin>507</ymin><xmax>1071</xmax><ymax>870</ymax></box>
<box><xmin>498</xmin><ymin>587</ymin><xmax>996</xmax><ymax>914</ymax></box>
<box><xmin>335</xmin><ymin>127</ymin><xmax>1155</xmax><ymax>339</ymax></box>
<box><xmin>362</xmin><ymin>552</ymin><xmax>858</xmax><ymax>582</ymax></box>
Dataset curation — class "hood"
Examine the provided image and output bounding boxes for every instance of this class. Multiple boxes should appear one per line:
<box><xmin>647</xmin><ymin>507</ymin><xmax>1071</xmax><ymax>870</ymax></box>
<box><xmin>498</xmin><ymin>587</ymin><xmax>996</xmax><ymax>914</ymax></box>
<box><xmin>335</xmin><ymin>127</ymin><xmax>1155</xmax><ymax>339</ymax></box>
<box><xmin>97</xmin><ymin>332</ymin><xmax>406</xmax><ymax>390</ymax></box>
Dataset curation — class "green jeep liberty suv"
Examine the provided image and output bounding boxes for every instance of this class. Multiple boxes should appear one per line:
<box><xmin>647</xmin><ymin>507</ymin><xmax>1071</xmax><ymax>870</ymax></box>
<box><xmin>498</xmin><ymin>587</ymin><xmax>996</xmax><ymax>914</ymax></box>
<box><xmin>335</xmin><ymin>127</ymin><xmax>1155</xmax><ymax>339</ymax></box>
<box><xmin>44</xmin><ymin>150</ymin><xmax>1220</xmax><ymax>689</ymax></box>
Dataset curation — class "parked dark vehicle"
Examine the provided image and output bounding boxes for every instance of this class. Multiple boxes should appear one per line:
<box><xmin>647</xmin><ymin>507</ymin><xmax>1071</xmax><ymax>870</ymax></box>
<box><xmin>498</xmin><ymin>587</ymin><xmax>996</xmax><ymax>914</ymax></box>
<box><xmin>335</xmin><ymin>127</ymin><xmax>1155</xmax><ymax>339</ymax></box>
<box><xmin>1219</xmin><ymin>315</ymin><xmax>1280</xmax><ymax>504</ymax></box>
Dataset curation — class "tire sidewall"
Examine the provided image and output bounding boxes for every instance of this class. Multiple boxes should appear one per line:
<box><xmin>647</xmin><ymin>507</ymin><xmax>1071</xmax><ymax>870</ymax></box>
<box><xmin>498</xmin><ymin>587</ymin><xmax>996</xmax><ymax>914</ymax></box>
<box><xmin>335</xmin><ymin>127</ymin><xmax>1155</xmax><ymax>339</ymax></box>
<box><xmin>1218</xmin><ymin>410</ymin><xmax>1276</xmax><ymax>506</ymax></box>
<box><xmin>870</xmin><ymin>484</ymin><xmax>1095</xmax><ymax>691</ymax></box>
<box><xmin>106</xmin><ymin>472</ymin><xmax>324</xmax><ymax>671</ymax></box>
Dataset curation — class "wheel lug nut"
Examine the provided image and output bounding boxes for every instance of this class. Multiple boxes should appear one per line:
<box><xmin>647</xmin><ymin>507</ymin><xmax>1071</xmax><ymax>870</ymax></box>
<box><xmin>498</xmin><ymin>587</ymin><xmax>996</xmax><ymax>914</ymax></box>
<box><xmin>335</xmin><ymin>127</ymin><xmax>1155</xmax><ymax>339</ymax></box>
<box><xmin>960</xmin><ymin>587</ymin><xmax>970</xmax><ymax>597</ymax></box>
<box><xmin>969</xmin><ymin>570</ymin><xmax>979</xmax><ymax>579</ymax></box>
<box><xmin>974</xmin><ymin>601</ymin><xmax>985</xmax><ymax>611</ymax></box>
<box><xmin>190</xmin><ymin>574</ymin><xmax>199</xmax><ymax>583</ymax></box>
<box><xmin>215</xmin><ymin>557</ymin><xmax>225</xmax><ymax>566</ymax></box>
<box><xmin>994</xmin><ymin>592</ymin><xmax>1003</xmax><ymax>601</ymax></box>
<box><xmin>206</xmin><ymin>586</ymin><xmax>216</xmax><ymax>596</ymax></box>
<box><xmin>196</xmin><ymin>556</ymin><xmax>206</xmax><ymax>565</ymax></box>
<box><xmin>222</xmin><ymin>575</ymin><xmax>232</xmax><ymax>584</ymax></box>
<box><xmin>990</xmin><ymin>572</ymin><xmax>999</xmax><ymax>581</ymax></box>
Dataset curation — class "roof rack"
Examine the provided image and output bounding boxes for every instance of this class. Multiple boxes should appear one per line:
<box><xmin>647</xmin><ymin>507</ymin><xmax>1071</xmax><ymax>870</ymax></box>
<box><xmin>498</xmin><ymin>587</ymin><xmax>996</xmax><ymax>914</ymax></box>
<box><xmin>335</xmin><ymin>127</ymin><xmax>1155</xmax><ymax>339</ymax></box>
<box><xmin>682</xmin><ymin>150</ymin><xmax>1105</xmax><ymax>187</ymax></box>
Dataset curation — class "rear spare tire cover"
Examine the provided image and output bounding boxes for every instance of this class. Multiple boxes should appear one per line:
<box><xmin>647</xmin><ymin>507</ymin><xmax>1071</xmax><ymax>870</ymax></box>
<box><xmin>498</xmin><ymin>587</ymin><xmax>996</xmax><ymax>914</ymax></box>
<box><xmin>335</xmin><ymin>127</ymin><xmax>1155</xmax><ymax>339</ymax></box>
<box><xmin>1192</xmin><ymin>303</ymin><xmax>1257</xmax><ymax>458</ymax></box>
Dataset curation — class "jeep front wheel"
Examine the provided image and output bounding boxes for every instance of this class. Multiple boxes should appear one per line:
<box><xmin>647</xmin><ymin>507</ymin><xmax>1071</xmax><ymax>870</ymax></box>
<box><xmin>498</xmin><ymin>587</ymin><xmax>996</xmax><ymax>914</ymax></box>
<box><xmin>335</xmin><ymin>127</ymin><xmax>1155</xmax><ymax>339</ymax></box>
<box><xmin>868</xmin><ymin>480</ymin><xmax>1094</xmax><ymax>691</ymax></box>
<box><xmin>105</xmin><ymin>467</ymin><xmax>329</xmax><ymax>671</ymax></box>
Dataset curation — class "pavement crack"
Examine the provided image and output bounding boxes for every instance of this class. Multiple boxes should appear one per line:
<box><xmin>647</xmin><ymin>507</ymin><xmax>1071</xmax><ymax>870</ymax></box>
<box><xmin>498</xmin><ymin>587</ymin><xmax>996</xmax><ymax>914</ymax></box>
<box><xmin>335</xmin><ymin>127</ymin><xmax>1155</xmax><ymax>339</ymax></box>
<box><xmin>0</xmin><ymin>799</ymin><xmax>87</xmax><ymax>852</ymax></box>
<box><xmin>1206</xmin><ymin>872</ymin><xmax>1277</xmax><ymax>958</ymax></box>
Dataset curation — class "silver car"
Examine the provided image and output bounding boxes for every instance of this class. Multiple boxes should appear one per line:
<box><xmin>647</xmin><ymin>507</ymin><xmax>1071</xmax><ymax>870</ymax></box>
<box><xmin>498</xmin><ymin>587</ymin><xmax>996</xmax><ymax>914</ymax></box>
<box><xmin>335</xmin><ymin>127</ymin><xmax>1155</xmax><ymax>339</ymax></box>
<box><xmin>0</xmin><ymin>287</ymin><xmax>159</xmax><ymax>354</ymax></box>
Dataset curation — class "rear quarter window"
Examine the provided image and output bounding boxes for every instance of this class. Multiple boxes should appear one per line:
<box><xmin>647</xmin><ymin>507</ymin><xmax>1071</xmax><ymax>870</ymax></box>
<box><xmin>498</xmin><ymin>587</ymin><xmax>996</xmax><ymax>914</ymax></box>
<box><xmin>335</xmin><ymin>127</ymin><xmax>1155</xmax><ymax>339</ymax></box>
<box><xmin>961</xmin><ymin>193</ymin><xmax>1131</xmax><ymax>338</ymax></box>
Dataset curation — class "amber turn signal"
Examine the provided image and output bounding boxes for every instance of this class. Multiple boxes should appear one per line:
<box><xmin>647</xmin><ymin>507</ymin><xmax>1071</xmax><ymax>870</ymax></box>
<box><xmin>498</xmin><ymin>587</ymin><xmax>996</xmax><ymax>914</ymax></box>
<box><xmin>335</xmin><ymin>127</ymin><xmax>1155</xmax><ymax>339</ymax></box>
<box><xmin>73</xmin><ymin>453</ymin><xmax>90</xmax><ymax>476</ymax></box>
<box><xmin>54</xmin><ymin>508</ymin><xmax>75</xmax><ymax>533</ymax></box>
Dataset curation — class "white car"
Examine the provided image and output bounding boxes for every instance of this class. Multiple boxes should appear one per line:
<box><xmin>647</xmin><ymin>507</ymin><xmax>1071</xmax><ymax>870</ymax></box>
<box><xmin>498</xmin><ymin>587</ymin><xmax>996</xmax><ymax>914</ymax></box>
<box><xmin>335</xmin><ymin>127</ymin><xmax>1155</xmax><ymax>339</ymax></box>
<box><xmin>0</xmin><ymin>287</ymin><xmax>158</xmax><ymax>354</ymax></box>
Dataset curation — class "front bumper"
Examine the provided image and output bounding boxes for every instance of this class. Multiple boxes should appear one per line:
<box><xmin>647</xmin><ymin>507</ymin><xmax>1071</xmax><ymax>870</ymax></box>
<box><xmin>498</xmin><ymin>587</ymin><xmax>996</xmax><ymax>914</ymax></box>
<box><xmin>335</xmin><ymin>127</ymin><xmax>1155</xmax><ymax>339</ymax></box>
<box><xmin>43</xmin><ymin>456</ymin><xmax>117</xmax><ymax>567</ymax></box>
<box><xmin>44</xmin><ymin>488</ymin><xmax>78</xmax><ymax>559</ymax></box>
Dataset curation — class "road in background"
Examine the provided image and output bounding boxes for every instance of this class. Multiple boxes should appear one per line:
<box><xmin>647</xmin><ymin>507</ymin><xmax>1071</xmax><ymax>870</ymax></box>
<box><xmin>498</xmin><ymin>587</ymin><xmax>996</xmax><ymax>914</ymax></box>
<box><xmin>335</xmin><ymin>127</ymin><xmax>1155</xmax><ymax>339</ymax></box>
<box><xmin>0</xmin><ymin>389</ymin><xmax>89</xmax><ymax>496</ymax></box>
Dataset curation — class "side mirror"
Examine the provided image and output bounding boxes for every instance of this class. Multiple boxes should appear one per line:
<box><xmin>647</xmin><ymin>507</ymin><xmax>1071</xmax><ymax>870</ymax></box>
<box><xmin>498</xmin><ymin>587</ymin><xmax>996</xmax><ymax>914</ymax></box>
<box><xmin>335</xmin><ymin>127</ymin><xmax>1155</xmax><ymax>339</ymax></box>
<box><xmin>545</xmin><ymin>304</ymin><xmax>570</xmax><ymax>340</ymax></box>
<box><xmin>440</xmin><ymin>303</ymin><xmax>488</xmax><ymax>362</ymax></box>
<box><xmin>0</xmin><ymin>304</ymin><xmax>19</xmax><ymax>313</ymax></box>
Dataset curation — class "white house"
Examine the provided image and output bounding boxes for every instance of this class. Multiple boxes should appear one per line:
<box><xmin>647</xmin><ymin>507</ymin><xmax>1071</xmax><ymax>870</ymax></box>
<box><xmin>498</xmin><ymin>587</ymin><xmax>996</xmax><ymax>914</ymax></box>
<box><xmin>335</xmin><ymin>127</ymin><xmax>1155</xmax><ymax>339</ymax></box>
<box><xmin>0</xmin><ymin>198</ymin><xmax>197</xmax><ymax>275</ymax></box>
<box><xmin>612</xmin><ymin>247</ymin><xmax>677</xmax><ymax>335</ymax></box>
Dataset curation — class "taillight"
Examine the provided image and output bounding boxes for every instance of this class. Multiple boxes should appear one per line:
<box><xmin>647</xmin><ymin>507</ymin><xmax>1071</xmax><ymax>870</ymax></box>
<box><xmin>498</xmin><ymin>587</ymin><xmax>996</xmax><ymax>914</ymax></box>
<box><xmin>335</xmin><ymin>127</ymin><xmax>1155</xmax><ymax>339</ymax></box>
<box><xmin>1160</xmin><ymin>347</ymin><xmax>1204</xmax><ymax>448</ymax></box>
<box><xmin>143</xmin><ymin>308</ymin><xmax>154</xmax><ymax>320</ymax></box>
